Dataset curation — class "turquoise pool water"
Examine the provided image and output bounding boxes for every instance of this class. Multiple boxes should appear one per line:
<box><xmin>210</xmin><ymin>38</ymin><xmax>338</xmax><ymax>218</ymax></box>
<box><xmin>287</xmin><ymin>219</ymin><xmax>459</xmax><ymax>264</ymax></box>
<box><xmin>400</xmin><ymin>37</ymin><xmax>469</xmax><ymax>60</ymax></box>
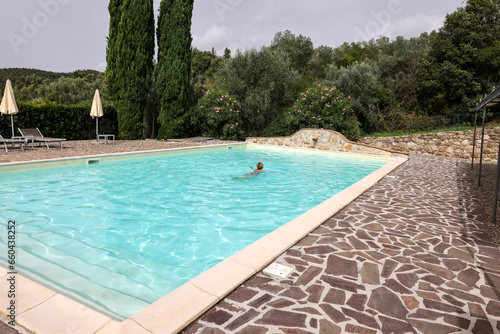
<box><xmin>0</xmin><ymin>145</ymin><xmax>389</xmax><ymax>319</ymax></box>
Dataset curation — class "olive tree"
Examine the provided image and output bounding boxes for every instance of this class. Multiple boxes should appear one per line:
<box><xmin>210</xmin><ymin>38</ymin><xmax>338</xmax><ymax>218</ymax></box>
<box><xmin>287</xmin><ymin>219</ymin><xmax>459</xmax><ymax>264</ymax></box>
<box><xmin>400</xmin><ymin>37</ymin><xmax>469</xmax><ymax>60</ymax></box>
<box><xmin>216</xmin><ymin>47</ymin><xmax>298</xmax><ymax>136</ymax></box>
<box><xmin>326</xmin><ymin>60</ymin><xmax>381</xmax><ymax>129</ymax></box>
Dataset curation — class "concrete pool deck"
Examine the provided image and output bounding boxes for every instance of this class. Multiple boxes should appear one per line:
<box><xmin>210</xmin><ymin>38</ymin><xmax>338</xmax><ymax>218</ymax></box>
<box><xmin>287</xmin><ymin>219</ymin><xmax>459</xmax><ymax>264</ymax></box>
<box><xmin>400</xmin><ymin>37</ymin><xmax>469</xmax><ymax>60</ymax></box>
<box><xmin>0</xmin><ymin>141</ymin><xmax>499</xmax><ymax>333</ymax></box>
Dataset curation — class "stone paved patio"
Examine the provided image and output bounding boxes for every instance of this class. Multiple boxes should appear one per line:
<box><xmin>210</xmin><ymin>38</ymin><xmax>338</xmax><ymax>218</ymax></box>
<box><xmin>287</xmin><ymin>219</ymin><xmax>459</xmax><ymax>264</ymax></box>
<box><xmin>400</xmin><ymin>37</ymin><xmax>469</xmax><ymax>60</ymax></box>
<box><xmin>182</xmin><ymin>156</ymin><xmax>500</xmax><ymax>334</ymax></box>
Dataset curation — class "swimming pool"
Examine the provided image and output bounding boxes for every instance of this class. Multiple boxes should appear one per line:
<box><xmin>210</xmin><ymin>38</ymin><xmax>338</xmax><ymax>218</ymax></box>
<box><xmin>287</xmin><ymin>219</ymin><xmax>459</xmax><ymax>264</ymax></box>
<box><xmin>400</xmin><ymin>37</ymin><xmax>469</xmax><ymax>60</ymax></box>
<box><xmin>0</xmin><ymin>145</ymin><xmax>391</xmax><ymax>320</ymax></box>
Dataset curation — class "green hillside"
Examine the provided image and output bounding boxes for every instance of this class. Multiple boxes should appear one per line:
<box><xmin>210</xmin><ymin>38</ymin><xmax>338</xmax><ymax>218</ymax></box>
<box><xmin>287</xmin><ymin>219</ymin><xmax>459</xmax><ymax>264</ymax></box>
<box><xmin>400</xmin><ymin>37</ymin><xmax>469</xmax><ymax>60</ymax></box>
<box><xmin>0</xmin><ymin>68</ymin><xmax>101</xmax><ymax>92</ymax></box>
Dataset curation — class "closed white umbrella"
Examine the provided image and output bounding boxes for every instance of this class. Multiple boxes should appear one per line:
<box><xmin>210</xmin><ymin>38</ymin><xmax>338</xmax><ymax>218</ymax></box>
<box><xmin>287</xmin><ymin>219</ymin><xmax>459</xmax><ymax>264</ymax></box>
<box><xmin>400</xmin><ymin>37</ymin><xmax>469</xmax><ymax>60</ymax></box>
<box><xmin>90</xmin><ymin>89</ymin><xmax>104</xmax><ymax>142</ymax></box>
<box><xmin>0</xmin><ymin>79</ymin><xmax>19</xmax><ymax>137</ymax></box>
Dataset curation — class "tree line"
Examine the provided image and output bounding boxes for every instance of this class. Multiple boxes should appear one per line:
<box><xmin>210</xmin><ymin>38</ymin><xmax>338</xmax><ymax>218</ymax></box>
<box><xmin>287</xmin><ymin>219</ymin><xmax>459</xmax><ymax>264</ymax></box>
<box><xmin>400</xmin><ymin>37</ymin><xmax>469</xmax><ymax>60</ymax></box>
<box><xmin>3</xmin><ymin>0</ymin><xmax>500</xmax><ymax>140</ymax></box>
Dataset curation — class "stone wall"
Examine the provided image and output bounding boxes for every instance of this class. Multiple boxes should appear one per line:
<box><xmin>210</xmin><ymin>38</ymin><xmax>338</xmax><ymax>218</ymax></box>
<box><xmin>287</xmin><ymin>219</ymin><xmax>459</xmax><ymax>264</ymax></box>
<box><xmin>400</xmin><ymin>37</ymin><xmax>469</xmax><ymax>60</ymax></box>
<box><xmin>358</xmin><ymin>127</ymin><xmax>500</xmax><ymax>160</ymax></box>
<box><xmin>246</xmin><ymin>128</ymin><xmax>408</xmax><ymax>158</ymax></box>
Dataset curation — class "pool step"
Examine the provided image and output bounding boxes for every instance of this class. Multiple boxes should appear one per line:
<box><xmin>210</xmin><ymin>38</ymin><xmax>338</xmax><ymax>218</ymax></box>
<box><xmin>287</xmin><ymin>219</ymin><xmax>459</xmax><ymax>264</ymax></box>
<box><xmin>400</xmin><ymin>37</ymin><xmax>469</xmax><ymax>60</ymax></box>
<box><xmin>0</xmin><ymin>226</ymin><xmax>183</xmax><ymax>320</ymax></box>
<box><xmin>1</xmin><ymin>242</ymin><xmax>149</xmax><ymax>319</ymax></box>
<box><xmin>19</xmin><ymin>223</ymin><xmax>177</xmax><ymax>292</ymax></box>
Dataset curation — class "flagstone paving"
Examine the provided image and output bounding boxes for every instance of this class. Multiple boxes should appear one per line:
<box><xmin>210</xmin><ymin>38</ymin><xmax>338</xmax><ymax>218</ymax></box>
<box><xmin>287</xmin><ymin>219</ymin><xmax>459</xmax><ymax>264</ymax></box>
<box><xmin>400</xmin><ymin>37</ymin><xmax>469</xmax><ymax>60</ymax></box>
<box><xmin>182</xmin><ymin>156</ymin><xmax>500</xmax><ymax>334</ymax></box>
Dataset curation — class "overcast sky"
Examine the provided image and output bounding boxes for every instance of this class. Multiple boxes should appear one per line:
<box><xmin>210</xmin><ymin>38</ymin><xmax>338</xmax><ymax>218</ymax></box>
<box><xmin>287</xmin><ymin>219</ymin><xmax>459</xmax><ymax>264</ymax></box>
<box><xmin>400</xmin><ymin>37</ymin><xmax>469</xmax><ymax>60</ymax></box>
<box><xmin>0</xmin><ymin>0</ymin><xmax>464</xmax><ymax>73</ymax></box>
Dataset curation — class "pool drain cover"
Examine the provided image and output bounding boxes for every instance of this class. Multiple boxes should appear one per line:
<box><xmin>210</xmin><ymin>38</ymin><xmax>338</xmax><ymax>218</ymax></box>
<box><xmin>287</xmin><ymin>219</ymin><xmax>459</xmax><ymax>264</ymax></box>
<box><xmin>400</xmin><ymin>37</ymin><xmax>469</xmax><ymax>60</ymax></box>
<box><xmin>263</xmin><ymin>263</ymin><xmax>293</xmax><ymax>279</ymax></box>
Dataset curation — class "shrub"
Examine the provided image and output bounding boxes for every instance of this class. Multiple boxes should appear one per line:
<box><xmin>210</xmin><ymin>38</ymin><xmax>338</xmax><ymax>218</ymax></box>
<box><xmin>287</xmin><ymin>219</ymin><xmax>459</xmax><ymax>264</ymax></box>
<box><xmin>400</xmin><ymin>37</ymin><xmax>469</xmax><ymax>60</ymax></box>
<box><xmin>280</xmin><ymin>84</ymin><xmax>360</xmax><ymax>140</ymax></box>
<box><xmin>262</xmin><ymin>112</ymin><xmax>295</xmax><ymax>137</ymax></box>
<box><xmin>222</xmin><ymin>122</ymin><xmax>244</xmax><ymax>141</ymax></box>
<box><xmin>0</xmin><ymin>100</ymin><xmax>118</xmax><ymax>140</ymax></box>
<box><xmin>374</xmin><ymin>109</ymin><xmax>451</xmax><ymax>133</ymax></box>
<box><xmin>193</xmin><ymin>89</ymin><xmax>243</xmax><ymax>139</ymax></box>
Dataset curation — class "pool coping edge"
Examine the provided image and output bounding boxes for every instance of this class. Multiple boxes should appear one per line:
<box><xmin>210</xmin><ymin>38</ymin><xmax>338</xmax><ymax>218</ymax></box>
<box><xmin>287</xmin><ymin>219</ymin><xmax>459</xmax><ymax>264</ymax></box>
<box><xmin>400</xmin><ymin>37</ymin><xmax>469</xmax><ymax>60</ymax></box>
<box><xmin>0</xmin><ymin>142</ymin><xmax>247</xmax><ymax>171</ymax></box>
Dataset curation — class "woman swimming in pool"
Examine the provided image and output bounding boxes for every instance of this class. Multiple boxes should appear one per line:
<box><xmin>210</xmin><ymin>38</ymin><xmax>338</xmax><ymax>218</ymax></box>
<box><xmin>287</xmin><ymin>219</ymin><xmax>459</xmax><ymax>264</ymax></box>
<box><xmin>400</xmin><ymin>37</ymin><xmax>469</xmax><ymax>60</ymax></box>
<box><xmin>240</xmin><ymin>162</ymin><xmax>273</xmax><ymax>179</ymax></box>
<box><xmin>249</xmin><ymin>162</ymin><xmax>265</xmax><ymax>174</ymax></box>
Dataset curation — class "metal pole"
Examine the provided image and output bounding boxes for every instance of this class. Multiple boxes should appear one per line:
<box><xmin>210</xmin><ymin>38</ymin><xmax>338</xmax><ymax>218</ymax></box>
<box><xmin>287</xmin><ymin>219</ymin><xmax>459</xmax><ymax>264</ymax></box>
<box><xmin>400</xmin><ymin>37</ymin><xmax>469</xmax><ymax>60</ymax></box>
<box><xmin>10</xmin><ymin>115</ymin><xmax>14</xmax><ymax>137</ymax></box>
<box><xmin>493</xmin><ymin>138</ymin><xmax>500</xmax><ymax>225</ymax></box>
<box><xmin>457</xmin><ymin>113</ymin><xmax>459</xmax><ymax>131</ymax></box>
<box><xmin>472</xmin><ymin>110</ymin><xmax>477</xmax><ymax>170</ymax></box>
<box><xmin>478</xmin><ymin>106</ymin><xmax>487</xmax><ymax>186</ymax></box>
<box><xmin>96</xmin><ymin>118</ymin><xmax>99</xmax><ymax>143</ymax></box>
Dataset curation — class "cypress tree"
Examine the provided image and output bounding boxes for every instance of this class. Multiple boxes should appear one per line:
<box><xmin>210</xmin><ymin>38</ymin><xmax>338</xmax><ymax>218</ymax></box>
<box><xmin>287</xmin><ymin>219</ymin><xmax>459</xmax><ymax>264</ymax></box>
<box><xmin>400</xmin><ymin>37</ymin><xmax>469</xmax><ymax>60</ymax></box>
<box><xmin>105</xmin><ymin>0</ymin><xmax>155</xmax><ymax>139</ymax></box>
<box><xmin>105</xmin><ymin>0</ymin><xmax>120</xmax><ymax>99</ymax></box>
<box><xmin>156</xmin><ymin>0</ymin><xmax>194</xmax><ymax>138</ymax></box>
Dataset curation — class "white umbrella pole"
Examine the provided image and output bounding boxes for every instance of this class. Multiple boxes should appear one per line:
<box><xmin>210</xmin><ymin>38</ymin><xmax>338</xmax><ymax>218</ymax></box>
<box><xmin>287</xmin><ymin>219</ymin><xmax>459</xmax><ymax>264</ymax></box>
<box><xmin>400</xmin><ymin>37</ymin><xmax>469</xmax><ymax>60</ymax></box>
<box><xmin>96</xmin><ymin>118</ymin><xmax>99</xmax><ymax>143</ymax></box>
<box><xmin>10</xmin><ymin>115</ymin><xmax>14</xmax><ymax>138</ymax></box>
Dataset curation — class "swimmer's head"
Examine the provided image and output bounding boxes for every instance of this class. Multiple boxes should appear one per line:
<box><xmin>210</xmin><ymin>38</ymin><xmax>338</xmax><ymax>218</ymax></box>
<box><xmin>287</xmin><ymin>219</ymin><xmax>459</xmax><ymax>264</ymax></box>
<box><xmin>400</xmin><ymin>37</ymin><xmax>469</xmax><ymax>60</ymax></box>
<box><xmin>256</xmin><ymin>162</ymin><xmax>264</xmax><ymax>169</ymax></box>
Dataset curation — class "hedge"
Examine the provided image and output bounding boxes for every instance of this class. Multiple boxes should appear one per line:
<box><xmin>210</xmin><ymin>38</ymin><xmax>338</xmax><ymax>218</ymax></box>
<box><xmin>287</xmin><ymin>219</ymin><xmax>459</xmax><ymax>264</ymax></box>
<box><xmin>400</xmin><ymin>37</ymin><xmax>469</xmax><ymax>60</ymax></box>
<box><xmin>0</xmin><ymin>101</ymin><xmax>118</xmax><ymax>140</ymax></box>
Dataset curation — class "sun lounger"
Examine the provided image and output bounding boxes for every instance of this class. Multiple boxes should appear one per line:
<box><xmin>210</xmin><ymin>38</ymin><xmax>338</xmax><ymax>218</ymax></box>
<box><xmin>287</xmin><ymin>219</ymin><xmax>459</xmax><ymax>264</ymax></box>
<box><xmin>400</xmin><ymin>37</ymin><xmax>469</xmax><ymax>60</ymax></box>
<box><xmin>18</xmin><ymin>128</ymin><xmax>66</xmax><ymax>149</ymax></box>
<box><xmin>0</xmin><ymin>135</ymin><xmax>25</xmax><ymax>152</ymax></box>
